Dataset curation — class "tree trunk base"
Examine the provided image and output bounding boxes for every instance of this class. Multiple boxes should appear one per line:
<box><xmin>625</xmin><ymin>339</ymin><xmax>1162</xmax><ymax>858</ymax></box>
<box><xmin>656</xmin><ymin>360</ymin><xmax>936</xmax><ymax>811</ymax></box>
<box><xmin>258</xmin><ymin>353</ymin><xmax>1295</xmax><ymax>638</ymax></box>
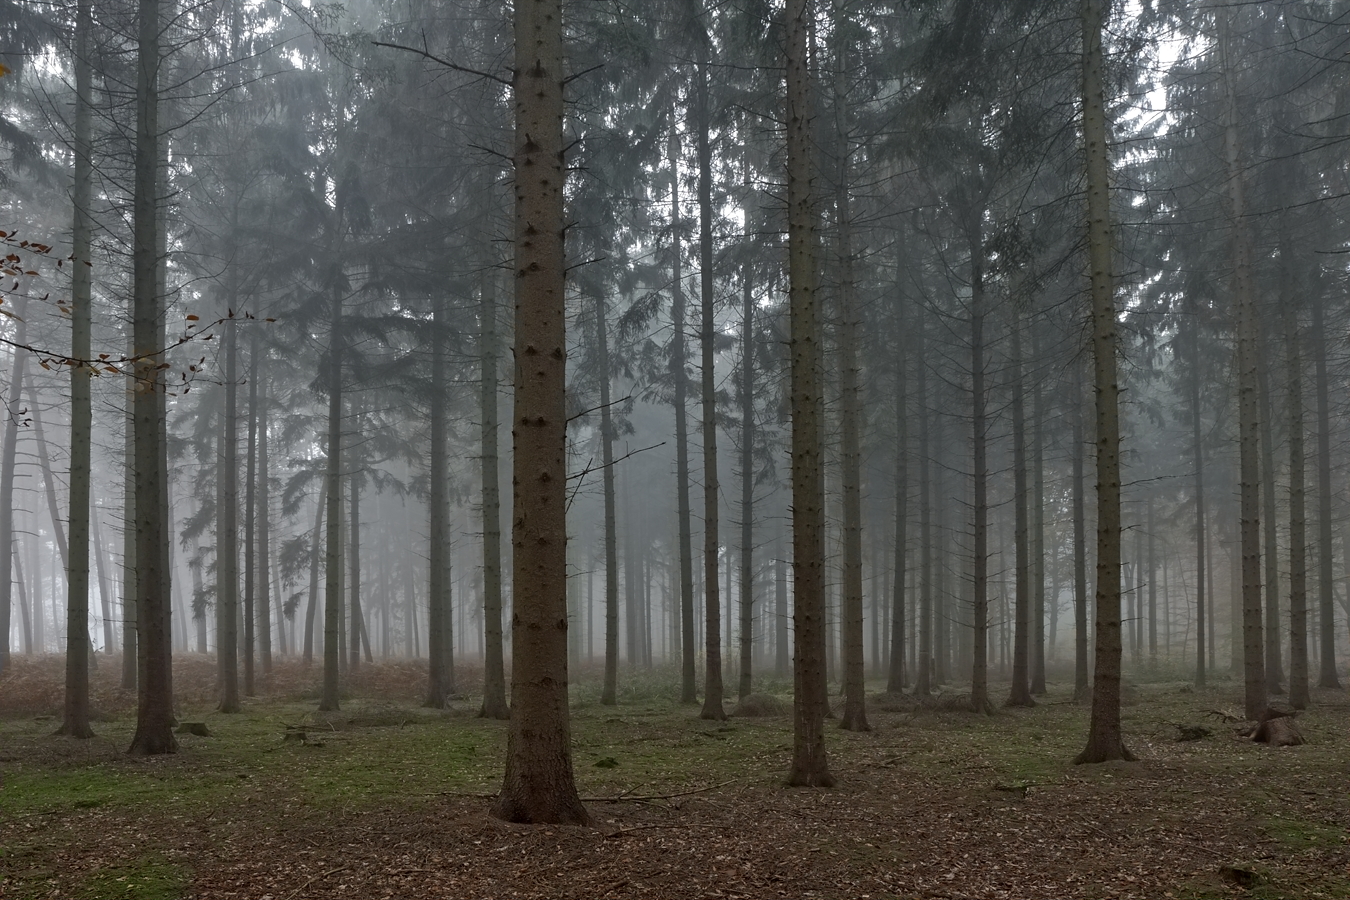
<box><xmin>54</xmin><ymin>721</ymin><xmax>95</xmax><ymax>739</ymax></box>
<box><xmin>1073</xmin><ymin>741</ymin><xmax>1136</xmax><ymax>764</ymax></box>
<box><xmin>838</xmin><ymin>709</ymin><xmax>870</xmax><ymax>731</ymax></box>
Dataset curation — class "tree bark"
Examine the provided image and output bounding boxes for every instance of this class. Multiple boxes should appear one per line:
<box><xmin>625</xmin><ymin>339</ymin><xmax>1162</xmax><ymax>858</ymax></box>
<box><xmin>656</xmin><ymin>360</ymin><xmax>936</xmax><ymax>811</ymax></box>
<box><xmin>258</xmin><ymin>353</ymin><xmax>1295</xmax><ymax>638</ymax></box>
<box><xmin>127</xmin><ymin>0</ymin><xmax>176</xmax><ymax>755</ymax></box>
<box><xmin>1072</xmin><ymin>364</ymin><xmax>1089</xmax><ymax>701</ymax></box>
<box><xmin>969</xmin><ymin>226</ymin><xmax>991</xmax><ymax>714</ymax></box>
<box><xmin>58</xmin><ymin>0</ymin><xmax>96</xmax><ymax>738</ymax></box>
<box><xmin>738</xmin><ymin>265</ymin><xmax>755</xmax><ymax>701</ymax></box>
<box><xmin>669</xmin><ymin>119</ymin><xmax>697</xmax><ymax>707</ymax></box>
<box><xmin>785</xmin><ymin>0</ymin><xmax>834</xmax><ymax>788</ymax></box>
<box><xmin>493</xmin><ymin>0</ymin><xmax>588</xmax><ymax>824</ymax></box>
<box><xmin>427</xmin><ymin>295</ymin><xmax>452</xmax><ymax>708</ymax></box>
<box><xmin>217</xmin><ymin>316</ymin><xmax>241</xmax><ymax>713</ymax></box>
<box><xmin>1075</xmin><ymin>0</ymin><xmax>1133</xmax><ymax>764</ymax></box>
<box><xmin>319</xmin><ymin>269</ymin><xmax>344</xmax><ymax>712</ymax></box>
<box><xmin>1312</xmin><ymin>293</ymin><xmax>1339</xmax><ymax>688</ymax></box>
<box><xmin>1220</xmin><ymin>9</ymin><xmax>1266</xmax><ymax>722</ymax></box>
<box><xmin>243</xmin><ymin>328</ymin><xmax>259</xmax><ymax>694</ymax></box>
<box><xmin>255</xmin><ymin>347</ymin><xmax>273</xmax><ymax>676</ymax></box>
<box><xmin>479</xmin><ymin>263</ymin><xmax>508</xmax><ymax>718</ymax></box>
<box><xmin>1008</xmin><ymin>309</ymin><xmax>1033</xmax><ymax>708</ymax></box>
<box><xmin>1282</xmin><ymin>221</ymin><xmax>1310</xmax><ymax>709</ymax></box>
<box><xmin>696</xmin><ymin>55</ymin><xmax>725</xmax><ymax>722</ymax></box>
<box><xmin>886</xmin><ymin>273</ymin><xmax>908</xmax><ymax>694</ymax></box>
<box><xmin>595</xmin><ymin>293</ymin><xmax>620</xmax><ymax>706</ymax></box>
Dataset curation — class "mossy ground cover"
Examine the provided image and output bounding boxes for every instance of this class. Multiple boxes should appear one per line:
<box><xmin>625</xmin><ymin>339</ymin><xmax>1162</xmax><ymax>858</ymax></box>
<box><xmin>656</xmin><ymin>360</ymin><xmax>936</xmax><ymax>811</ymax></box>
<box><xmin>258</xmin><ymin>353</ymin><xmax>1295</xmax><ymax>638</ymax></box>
<box><xmin>2</xmin><ymin>655</ymin><xmax>1349</xmax><ymax>899</ymax></box>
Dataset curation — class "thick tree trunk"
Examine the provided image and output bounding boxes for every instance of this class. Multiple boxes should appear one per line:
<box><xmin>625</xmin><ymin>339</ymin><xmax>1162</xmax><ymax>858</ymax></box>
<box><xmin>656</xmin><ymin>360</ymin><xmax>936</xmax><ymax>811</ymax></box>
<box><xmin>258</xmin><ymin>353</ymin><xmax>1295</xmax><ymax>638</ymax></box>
<box><xmin>1075</xmin><ymin>0</ymin><xmax>1133</xmax><ymax>764</ymax></box>
<box><xmin>1220</xmin><ymin>12</ymin><xmax>1266</xmax><ymax>722</ymax></box>
<box><xmin>58</xmin><ymin>0</ymin><xmax>96</xmax><ymax>738</ymax></box>
<box><xmin>1259</xmin><ymin>355</ymin><xmax>1283</xmax><ymax>692</ymax></box>
<box><xmin>493</xmin><ymin>0</ymin><xmax>587</xmax><ymax>824</ymax></box>
<box><xmin>1008</xmin><ymin>311</ymin><xmax>1034</xmax><ymax>708</ymax></box>
<box><xmin>785</xmin><ymin>0</ymin><xmax>834</xmax><ymax>788</ymax></box>
<box><xmin>127</xmin><ymin>0</ymin><xmax>175</xmax><ymax>755</ymax></box>
<box><xmin>696</xmin><ymin>57</ymin><xmax>725</xmax><ymax>722</ymax></box>
<box><xmin>480</xmin><ymin>264</ymin><xmax>508</xmax><ymax>718</ymax></box>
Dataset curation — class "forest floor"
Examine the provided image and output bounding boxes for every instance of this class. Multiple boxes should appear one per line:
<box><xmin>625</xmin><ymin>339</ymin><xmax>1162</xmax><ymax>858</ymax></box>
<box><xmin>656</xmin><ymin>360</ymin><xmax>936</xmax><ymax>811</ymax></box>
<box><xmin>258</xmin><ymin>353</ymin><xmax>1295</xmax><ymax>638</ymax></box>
<box><xmin>2</xmin><ymin>655</ymin><xmax>1349</xmax><ymax>900</ymax></box>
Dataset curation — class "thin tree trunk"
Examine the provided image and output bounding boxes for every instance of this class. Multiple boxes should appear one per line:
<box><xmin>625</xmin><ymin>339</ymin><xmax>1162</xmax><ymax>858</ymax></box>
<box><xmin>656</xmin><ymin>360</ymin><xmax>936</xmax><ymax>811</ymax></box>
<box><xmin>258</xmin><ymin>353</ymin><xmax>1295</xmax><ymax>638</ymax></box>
<box><xmin>1312</xmin><ymin>293</ymin><xmax>1339</xmax><ymax>688</ymax></box>
<box><xmin>969</xmin><ymin>228</ymin><xmax>991</xmax><ymax>713</ymax></box>
<box><xmin>303</xmin><ymin>477</ymin><xmax>325</xmax><ymax>663</ymax></box>
<box><xmin>93</xmin><ymin>504</ymin><xmax>113</xmax><ymax>653</ymax></box>
<box><xmin>256</xmin><ymin>350</ymin><xmax>272</xmax><ymax>676</ymax></box>
<box><xmin>833</xmin><ymin>10</ymin><xmax>867</xmax><ymax>731</ymax></box>
<box><xmin>886</xmin><ymin>283</ymin><xmax>908</xmax><ymax>693</ymax></box>
<box><xmin>1031</xmin><ymin>326</ymin><xmax>1047</xmax><ymax>694</ymax></box>
<box><xmin>0</xmin><ymin>305</ymin><xmax>28</xmax><ymax>677</ymax></box>
<box><xmin>1259</xmin><ymin>355</ymin><xmax>1283</xmax><ymax>692</ymax></box>
<box><xmin>670</xmin><ymin>119</ymin><xmax>697</xmax><ymax>707</ymax></box>
<box><xmin>319</xmin><ymin>269</ymin><xmax>344</xmax><ymax>712</ymax></box>
<box><xmin>243</xmin><ymin>329</ymin><xmax>259</xmax><ymax>694</ymax></box>
<box><xmin>785</xmin><ymin>0</ymin><xmax>834</xmax><ymax>787</ymax></box>
<box><xmin>1189</xmin><ymin>292</ymin><xmax>1208</xmax><ymax>688</ymax></box>
<box><xmin>122</xmin><ymin>348</ymin><xmax>137</xmax><ymax>689</ymax></box>
<box><xmin>479</xmin><ymin>263</ymin><xmax>508</xmax><ymax>718</ymax></box>
<box><xmin>695</xmin><ymin>56</ymin><xmax>725</xmax><ymax>722</ymax></box>
<box><xmin>1282</xmin><ymin>221</ymin><xmax>1310</xmax><ymax>709</ymax></box>
<box><xmin>738</xmin><ymin>268</ymin><xmax>755</xmax><ymax>702</ymax></box>
<box><xmin>1073</xmin><ymin>365</ymin><xmax>1089</xmax><ymax>701</ymax></box>
<box><xmin>1008</xmin><ymin>309</ymin><xmax>1033</xmax><ymax>708</ymax></box>
<box><xmin>596</xmin><ymin>293</ymin><xmax>620</xmax><ymax>707</ymax></box>
<box><xmin>427</xmin><ymin>297</ymin><xmax>452</xmax><ymax>708</ymax></box>
<box><xmin>917</xmin><ymin>322</ymin><xmax>933</xmax><ymax>698</ymax></box>
<box><xmin>217</xmin><ymin>317</ymin><xmax>241</xmax><ymax>713</ymax></box>
<box><xmin>58</xmin><ymin>0</ymin><xmax>96</xmax><ymax>738</ymax></box>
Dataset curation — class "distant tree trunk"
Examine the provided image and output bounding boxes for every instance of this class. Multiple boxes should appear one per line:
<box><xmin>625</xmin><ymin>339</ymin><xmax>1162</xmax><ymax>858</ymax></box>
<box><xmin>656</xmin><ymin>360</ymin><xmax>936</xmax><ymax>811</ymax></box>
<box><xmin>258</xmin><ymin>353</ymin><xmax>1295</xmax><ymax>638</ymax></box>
<box><xmin>887</xmin><ymin>283</ymin><xmax>908</xmax><ymax>694</ymax></box>
<box><xmin>968</xmin><ymin>226</ymin><xmax>991</xmax><ymax>714</ymax></box>
<box><xmin>696</xmin><ymin>56</ymin><xmax>725</xmax><ymax>722</ymax></box>
<box><xmin>1220</xmin><ymin>11</ymin><xmax>1266</xmax><ymax>722</ymax></box>
<box><xmin>0</xmin><ymin>306</ymin><xmax>28</xmax><ymax>678</ymax></box>
<box><xmin>479</xmin><ymin>264</ymin><xmax>508</xmax><ymax>719</ymax></box>
<box><xmin>1312</xmin><ymin>293</ymin><xmax>1339</xmax><ymax>688</ymax></box>
<box><xmin>1008</xmin><ymin>311</ymin><xmax>1034</xmax><ymax>708</ymax></box>
<box><xmin>349</xmin><ymin>468</ymin><xmax>373</xmax><ymax>671</ymax></box>
<box><xmin>1031</xmin><ymin>328</ymin><xmax>1047</xmax><ymax>694</ymax></box>
<box><xmin>1075</xmin><ymin>0</ymin><xmax>1133</xmax><ymax>764</ymax></box>
<box><xmin>58</xmin><ymin>0</ymin><xmax>96</xmax><ymax>738</ymax></box>
<box><xmin>427</xmin><ymin>297</ymin><xmax>452</xmax><ymax>708</ymax></box>
<box><xmin>217</xmin><ymin>317</ymin><xmax>241</xmax><ymax>713</ymax></box>
<box><xmin>1187</xmin><ymin>292</ymin><xmax>1208</xmax><ymax>688</ymax></box>
<box><xmin>127</xmin><ymin>0</ymin><xmax>175</xmax><ymax>755</ymax></box>
<box><xmin>669</xmin><ymin>120</ymin><xmax>697</xmax><ymax>707</ymax></box>
<box><xmin>1147</xmin><ymin>495</ymin><xmax>1157</xmax><ymax>664</ymax></box>
<box><xmin>303</xmin><ymin>477</ymin><xmax>325</xmax><ymax>664</ymax></box>
<box><xmin>833</xmin><ymin>14</ymin><xmax>867</xmax><ymax>732</ymax></box>
<box><xmin>1282</xmin><ymin>222</ymin><xmax>1309</xmax><ymax>709</ymax></box>
<box><xmin>592</xmin><ymin>293</ymin><xmax>620</xmax><ymax>707</ymax></box>
<box><xmin>243</xmin><ymin>331</ymin><xmax>258</xmax><ymax>695</ymax></box>
<box><xmin>319</xmin><ymin>271</ymin><xmax>344</xmax><ymax>712</ymax></box>
<box><xmin>493</xmin><ymin>0</ymin><xmax>588</xmax><ymax>824</ymax></box>
<box><xmin>93</xmin><ymin>506</ymin><xmax>114</xmax><ymax>653</ymax></box>
<box><xmin>255</xmin><ymin>350</ymin><xmax>273</xmax><ymax>676</ymax></box>
<box><xmin>1259</xmin><ymin>352</ymin><xmax>1283</xmax><ymax>692</ymax></box>
<box><xmin>917</xmin><ymin>322</ymin><xmax>933</xmax><ymax>698</ymax></box>
<box><xmin>122</xmin><ymin>361</ymin><xmax>137</xmax><ymax>688</ymax></box>
<box><xmin>738</xmin><ymin>269</ymin><xmax>755</xmax><ymax>702</ymax></box>
<box><xmin>785</xmin><ymin>0</ymin><xmax>834</xmax><ymax>788</ymax></box>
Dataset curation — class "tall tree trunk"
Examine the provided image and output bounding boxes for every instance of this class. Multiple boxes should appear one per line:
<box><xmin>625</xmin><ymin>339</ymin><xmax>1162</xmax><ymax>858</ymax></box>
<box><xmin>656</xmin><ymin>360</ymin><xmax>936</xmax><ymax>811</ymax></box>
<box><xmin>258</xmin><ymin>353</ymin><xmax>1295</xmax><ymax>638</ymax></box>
<box><xmin>833</xmin><ymin>11</ymin><xmax>867</xmax><ymax>732</ymax></box>
<box><xmin>1031</xmin><ymin>327</ymin><xmax>1047</xmax><ymax>694</ymax></box>
<box><xmin>670</xmin><ymin>120</ymin><xmax>697</xmax><ymax>707</ymax></box>
<box><xmin>969</xmin><ymin>226</ymin><xmax>991</xmax><ymax>713</ymax></box>
<box><xmin>493</xmin><ymin>0</ymin><xmax>587</xmax><ymax>824</ymax></box>
<box><xmin>1312</xmin><ymin>293</ymin><xmax>1339</xmax><ymax>688</ymax></box>
<box><xmin>218</xmin><ymin>317</ymin><xmax>241</xmax><ymax>713</ymax></box>
<box><xmin>303</xmin><ymin>477</ymin><xmax>325</xmax><ymax>663</ymax></box>
<box><xmin>243</xmin><ymin>329</ymin><xmax>258</xmax><ymax>694</ymax></box>
<box><xmin>349</xmin><ymin>468</ymin><xmax>372</xmax><ymax>671</ymax></box>
<box><xmin>887</xmin><ymin>279</ymin><xmax>908</xmax><ymax>694</ymax></box>
<box><xmin>696</xmin><ymin>56</ymin><xmax>725</xmax><ymax>722</ymax></box>
<box><xmin>479</xmin><ymin>263</ymin><xmax>508</xmax><ymax>718</ymax></box>
<box><xmin>1259</xmin><ymin>352</ymin><xmax>1283</xmax><ymax>692</ymax></box>
<box><xmin>58</xmin><ymin>0</ymin><xmax>96</xmax><ymax>738</ymax></box>
<box><xmin>1075</xmin><ymin>0</ymin><xmax>1133</xmax><ymax>764</ymax></box>
<box><xmin>738</xmin><ymin>268</ymin><xmax>755</xmax><ymax>702</ymax></box>
<box><xmin>93</xmin><ymin>505</ymin><xmax>114</xmax><ymax>653</ymax></box>
<box><xmin>122</xmin><ymin>353</ymin><xmax>137</xmax><ymax>688</ymax></box>
<box><xmin>1282</xmin><ymin>222</ymin><xmax>1310</xmax><ymax>709</ymax></box>
<box><xmin>255</xmin><ymin>347</ymin><xmax>272</xmax><ymax>676</ymax></box>
<box><xmin>318</xmin><ymin>268</ymin><xmax>344</xmax><ymax>712</ymax></box>
<box><xmin>427</xmin><ymin>297</ymin><xmax>452</xmax><ymax>708</ymax></box>
<box><xmin>775</xmin><ymin>541</ymin><xmax>789</xmax><ymax>678</ymax></box>
<box><xmin>0</xmin><ymin>306</ymin><xmax>28</xmax><ymax>677</ymax></box>
<box><xmin>596</xmin><ymin>294</ymin><xmax>620</xmax><ymax>706</ymax></box>
<box><xmin>1072</xmin><ymin>364</ymin><xmax>1089</xmax><ymax>701</ymax></box>
<box><xmin>1008</xmin><ymin>310</ymin><xmax>1034</xmax><ymax>708</ymax></box>
<box><xmin>26</xmin><ymin>385</ymin><xmax>69</xmax><ymax>573</ymax></box>
<box><xmin>917</xmin><ymin>321</ymin><xmax>933</xmax><ymax>698</ymax></box>
<box><xmin>1220</xmin><ymin>10</ymin><xmax>1266</xmax><ymax>722</ymax></box>
<box><xmin>1188</xmin><ymin>292</ymin><xmax>1208</xmax><ymax>688</ymax></box>
<box><xmin>785</xmin><ymin>0</ymin><xmax>834</xmax><ymax>788</ymax></box>
<box><xmin>127</xmin><ymin>0</ymin><xmax>175</xmax><ymax>755</ymax></box>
